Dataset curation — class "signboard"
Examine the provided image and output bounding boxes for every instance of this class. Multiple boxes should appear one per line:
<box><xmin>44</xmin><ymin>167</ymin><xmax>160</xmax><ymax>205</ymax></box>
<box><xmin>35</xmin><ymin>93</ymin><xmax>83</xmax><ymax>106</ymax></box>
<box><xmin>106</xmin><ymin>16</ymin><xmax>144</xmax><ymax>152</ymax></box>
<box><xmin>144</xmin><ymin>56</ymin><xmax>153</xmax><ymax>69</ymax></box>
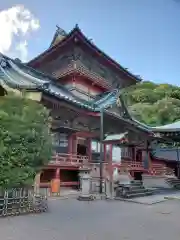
<box><xmin>51</xmin><ymin>179</ymin><xmax>60</xmax><ymax>194</ymax></box>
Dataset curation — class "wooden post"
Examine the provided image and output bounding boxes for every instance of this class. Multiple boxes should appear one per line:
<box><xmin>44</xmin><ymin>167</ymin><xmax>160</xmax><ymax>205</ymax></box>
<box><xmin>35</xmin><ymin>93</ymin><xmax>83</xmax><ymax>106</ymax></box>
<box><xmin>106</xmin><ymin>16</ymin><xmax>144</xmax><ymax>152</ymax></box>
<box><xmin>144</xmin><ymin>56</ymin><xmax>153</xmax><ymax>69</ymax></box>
<box><xmin>68</xmin><ymin>135</ymin><xmax>73</xmax><ymax>154</ymax></box>
<box><xmin>72</xmin><ymin>134</ymin><xmax>78</xmax><ymax>155</ymax></box>
<box><xmin>87</xmin><ymin>138</ymin><xmax>92</xmax><ymax>162</ymax></box>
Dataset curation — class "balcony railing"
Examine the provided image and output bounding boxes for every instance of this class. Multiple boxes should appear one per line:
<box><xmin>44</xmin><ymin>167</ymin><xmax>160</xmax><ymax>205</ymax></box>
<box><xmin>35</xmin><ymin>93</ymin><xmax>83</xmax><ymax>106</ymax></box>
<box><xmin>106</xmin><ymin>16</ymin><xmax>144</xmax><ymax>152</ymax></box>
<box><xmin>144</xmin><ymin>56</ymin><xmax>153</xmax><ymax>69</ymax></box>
<box><xmin>49</xmin><ymin>154</ymin><xmax>174</xmax><ymax>175</ymax></box>
<box><xmin>113</xmin><ymin>161</ymin><xmax>145</xmax><ymax>171</ymax></box>
<box><xmin>49</xmin><ymin>153</ymin><xmax>89</xmax><ymax>166</ymax></box>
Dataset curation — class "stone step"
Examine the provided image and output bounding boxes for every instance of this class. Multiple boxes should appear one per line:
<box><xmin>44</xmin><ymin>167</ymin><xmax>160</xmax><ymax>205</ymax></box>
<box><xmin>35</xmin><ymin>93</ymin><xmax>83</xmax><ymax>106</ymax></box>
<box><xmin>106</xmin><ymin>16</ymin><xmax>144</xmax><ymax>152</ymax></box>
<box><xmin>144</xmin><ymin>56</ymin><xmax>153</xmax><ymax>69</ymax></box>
<box><xmin>166</xmin><ymin>179</ymin><xmax>180</xmax><ymax>183</ymax></box>
<box><xmin>130</xmin><ymin>181</ymin><xmax>143</xmax><ymax>186</ymax></box>
<box><xmin>125</xmin><ymin>191</ymin><xmax>153</xmax><ymax>199</ymax></box>
<box><xmin>173</xmin><ymin>184</ymin><xmax>180</xmax><ymax>189</ymax></box>
<box><xmin>128</xmin><ymin>185</ymin><xmax>145</xmax><ymax>190</ymax></box>
<box><xmin>116</xmin><ymin>185</ymin><xmax>153</xmax><ymax>198</ymax></box>
<box><xmin>166</xmin><ymin>178</ymin><xmax>180</xmax><ymax>189</ymax></box>
<box><xmin>128</xmin><ymin>188</ymin><xmax>149</xmax><ymax>194</ymax></box>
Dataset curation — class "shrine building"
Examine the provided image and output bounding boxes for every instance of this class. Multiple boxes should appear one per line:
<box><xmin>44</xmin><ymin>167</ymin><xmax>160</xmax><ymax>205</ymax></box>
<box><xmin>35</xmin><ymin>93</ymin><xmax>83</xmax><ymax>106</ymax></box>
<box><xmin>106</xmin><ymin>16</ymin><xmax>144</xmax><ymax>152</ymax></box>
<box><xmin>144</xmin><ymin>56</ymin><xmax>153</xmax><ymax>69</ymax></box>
<box><xmin>0</xmin><ymin>25</ymin><xmax>180</xmax><ymax>193</ymax></box>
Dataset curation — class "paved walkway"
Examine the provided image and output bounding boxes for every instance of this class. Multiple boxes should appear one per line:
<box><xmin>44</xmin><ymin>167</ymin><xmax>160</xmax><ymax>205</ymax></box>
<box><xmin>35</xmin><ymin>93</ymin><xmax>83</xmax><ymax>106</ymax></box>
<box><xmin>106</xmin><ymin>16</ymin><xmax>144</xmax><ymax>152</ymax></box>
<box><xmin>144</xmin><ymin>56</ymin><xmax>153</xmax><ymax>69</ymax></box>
<box><xmin>0</xmin><ymin>199</ymin><xmax>180</xmax><ymax>240</ymax></box>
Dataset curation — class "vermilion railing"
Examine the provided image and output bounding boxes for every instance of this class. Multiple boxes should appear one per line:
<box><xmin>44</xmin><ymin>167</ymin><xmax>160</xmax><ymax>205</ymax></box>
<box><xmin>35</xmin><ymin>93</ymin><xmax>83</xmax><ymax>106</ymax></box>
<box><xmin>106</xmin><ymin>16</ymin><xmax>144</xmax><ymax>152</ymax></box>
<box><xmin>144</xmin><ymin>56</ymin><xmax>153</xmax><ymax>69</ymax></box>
<box><xmin>49</xmin><ymin>153</ymin><xmax>89</xmax><ymax>166</ymax></box>
<box><xmin>49</xmin><ymin>154</ymin><xmax>173</xmax><ymax>175</ymax></box>
<box><xmin>113</xmin><ymin>161</ymin><xmax>144</xmax><ymax>170</ymax></box>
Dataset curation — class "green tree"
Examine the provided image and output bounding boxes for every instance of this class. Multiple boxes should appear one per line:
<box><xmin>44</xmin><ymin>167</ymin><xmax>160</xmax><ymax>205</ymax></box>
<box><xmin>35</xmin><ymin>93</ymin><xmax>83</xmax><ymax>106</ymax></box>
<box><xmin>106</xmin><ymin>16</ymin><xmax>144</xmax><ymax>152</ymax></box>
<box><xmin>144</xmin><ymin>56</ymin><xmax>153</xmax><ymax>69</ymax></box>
<box><xmin>0</xmin><ymin>94</ymin><xmax>52</xmax><ymax>188</ymax></box>
<box><xmin>122</xmin><ymin>81</ymin><xmax>180</xmax><ymax>126</ymax></box>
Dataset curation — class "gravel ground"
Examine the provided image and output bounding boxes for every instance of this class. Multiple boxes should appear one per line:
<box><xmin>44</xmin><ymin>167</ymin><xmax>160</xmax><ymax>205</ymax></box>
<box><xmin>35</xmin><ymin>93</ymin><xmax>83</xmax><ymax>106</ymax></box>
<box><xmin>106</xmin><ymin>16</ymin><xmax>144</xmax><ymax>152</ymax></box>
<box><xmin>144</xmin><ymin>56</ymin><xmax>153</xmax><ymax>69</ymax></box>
<box><xmin>0</xmin><ymin>198</ymin><xmax>180</xmax><ymax>240</ymax></box>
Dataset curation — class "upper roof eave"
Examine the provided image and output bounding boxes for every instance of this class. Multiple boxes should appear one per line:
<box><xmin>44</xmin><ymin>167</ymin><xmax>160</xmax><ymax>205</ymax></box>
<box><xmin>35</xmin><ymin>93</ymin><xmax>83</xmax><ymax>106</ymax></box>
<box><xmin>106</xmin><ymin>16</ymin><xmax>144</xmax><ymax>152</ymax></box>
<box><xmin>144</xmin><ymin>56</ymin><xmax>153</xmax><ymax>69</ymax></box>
<box><xmin>27</xmin><ymin>25</ymin><xmax>141</xmax><ymax>83</ymax></box>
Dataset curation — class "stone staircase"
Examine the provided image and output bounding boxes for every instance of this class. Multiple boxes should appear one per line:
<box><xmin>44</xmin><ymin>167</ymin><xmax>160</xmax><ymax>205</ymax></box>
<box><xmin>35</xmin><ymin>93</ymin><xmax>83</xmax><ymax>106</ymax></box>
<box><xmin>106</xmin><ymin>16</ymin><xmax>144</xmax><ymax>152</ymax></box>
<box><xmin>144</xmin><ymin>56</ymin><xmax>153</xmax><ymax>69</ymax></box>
<box><xmin>115</xmin><ymin>181</ymin><xmax>154</xmax><ymax>199</ymax></box>
<box><xmin>166</xmin><ymin>177</ymin><xmax>180</xmax><ymax>189</ymax></box>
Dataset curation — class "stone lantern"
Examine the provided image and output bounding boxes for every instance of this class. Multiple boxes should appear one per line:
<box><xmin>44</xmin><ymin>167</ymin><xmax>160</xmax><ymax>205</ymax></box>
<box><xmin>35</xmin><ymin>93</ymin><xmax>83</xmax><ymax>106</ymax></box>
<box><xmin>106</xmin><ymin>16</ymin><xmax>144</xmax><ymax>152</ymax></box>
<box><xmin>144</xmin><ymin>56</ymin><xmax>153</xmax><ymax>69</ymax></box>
<box><xmin>77</xmin><ymin>166</ymin><xmax>94</xmax><ymax>201</ymax></box>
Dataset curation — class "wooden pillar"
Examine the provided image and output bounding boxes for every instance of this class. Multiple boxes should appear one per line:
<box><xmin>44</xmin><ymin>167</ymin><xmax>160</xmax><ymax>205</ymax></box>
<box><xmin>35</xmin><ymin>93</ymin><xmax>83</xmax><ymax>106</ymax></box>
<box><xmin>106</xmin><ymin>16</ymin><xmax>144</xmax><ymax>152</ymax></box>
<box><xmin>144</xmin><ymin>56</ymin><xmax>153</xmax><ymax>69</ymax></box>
<box><xmin>87</xmin><ymin>138</ymin><xmax>92</xmax><ymax>162</ymax></box>
<box><xmin>146</xmin><ymin>141</ymin><xmax>151</xmax><ymax>169</ymax></box>
<box><xmin>143</xmin><ymin>141</ymin><xmax>151</xmax><ymax>170</ymax></box>
<box><xmin>132</xmin><ymin>146</ymin><xmax>135</xmax><ymax>161</ymax></box>
<box><xmin>110</xmin><ymin>144</ymin><xmax>113</xmax><ymax>163</ymax></box>
<box><xmin>134</xmin><ymin>147</ymin><xmax>137</xmax><ymax>161</ymax></box>
<box><xmin>104</xmin><ymin>144</ymin><xmax>107</xmax><ymax>162</ymax></box>
<box><xmin>72</xmin><ymin>134</ymin><xmax>78</xmax><ymax>154</ymax></box>
<box><xmin>68</xmin><ymin>135</ymin><xmax>73</xmax><ymax>154</ymax></box>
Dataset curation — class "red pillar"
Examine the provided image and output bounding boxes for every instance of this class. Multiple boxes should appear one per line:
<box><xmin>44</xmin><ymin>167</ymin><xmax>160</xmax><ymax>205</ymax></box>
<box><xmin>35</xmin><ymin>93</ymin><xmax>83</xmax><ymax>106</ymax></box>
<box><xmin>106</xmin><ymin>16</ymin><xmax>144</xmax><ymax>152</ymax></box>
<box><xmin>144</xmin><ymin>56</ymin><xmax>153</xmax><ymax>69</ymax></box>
<box><xmin>132</xmin><ymin>146</ymin><xmax>135</xmax><ymax>161</ymax></box>
<box><xmin>104</xmin><ymin>144</ymin><xmax>107</xmax><ymax>162</ymax></box>
<box><xmin>68</xmin><ymin>135</ymin><xmax>73</xmax><ymax>162</ymax></box>
<box><xmin>72</xmin><ymin>134</ymin><xmax>77</xmax><ymax>155</ymax></box>
<box><xmin>110</xmin><ymin>144</ymin><xmax>113</xmax><ymax>162</ymax></box>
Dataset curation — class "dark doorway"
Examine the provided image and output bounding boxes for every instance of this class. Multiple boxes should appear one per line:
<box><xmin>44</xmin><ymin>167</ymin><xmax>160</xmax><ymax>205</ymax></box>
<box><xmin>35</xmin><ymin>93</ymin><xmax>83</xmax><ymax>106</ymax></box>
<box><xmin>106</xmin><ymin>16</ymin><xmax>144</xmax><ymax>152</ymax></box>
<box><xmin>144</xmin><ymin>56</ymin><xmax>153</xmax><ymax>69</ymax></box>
<box><xmin>77</xmin><ymin>144</ymin><xmax>87</xmax><ymax>156</ymax></box>
<box><xmin>134</xmin><ymin>171</ymin><xmax>143</xmax><ymax>181</ymax></box>
<box><xmin>174</xmin><ymin>164</ymin><xmax>180</xmax><ymax>179</ymax></box>
<box><xmin>136</xmin><ymin>150</ymin><xmax>142</xmax><ymax>162</ymax></box>
<box><xmin>40</xmin><ymin>169</ymin><xmax>55</xmax><ymax>182</ymax></box>
<box><xmin>60</xmin><ymin>169</ymin><xmax>79</xmax><ymax>190</ymax></box>
<box><xmin>174</xmin><ymin>166</ymin><xmax>178</xmax><ymax>178</ymax></box>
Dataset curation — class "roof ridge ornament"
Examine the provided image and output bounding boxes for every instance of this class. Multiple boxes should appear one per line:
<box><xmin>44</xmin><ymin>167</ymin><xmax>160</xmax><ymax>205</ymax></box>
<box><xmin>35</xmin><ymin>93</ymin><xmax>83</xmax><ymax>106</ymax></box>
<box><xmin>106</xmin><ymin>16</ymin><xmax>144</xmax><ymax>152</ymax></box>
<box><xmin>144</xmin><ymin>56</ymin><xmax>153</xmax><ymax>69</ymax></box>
<box><xmin>55</xmin><ymin>25</ymin><xmax>67</xmax><ymax>36</ymax></box>
<box><xmin>75</xmin><ymin>24</ymin><xmax>79</xmax><ymax>29</ymax></box>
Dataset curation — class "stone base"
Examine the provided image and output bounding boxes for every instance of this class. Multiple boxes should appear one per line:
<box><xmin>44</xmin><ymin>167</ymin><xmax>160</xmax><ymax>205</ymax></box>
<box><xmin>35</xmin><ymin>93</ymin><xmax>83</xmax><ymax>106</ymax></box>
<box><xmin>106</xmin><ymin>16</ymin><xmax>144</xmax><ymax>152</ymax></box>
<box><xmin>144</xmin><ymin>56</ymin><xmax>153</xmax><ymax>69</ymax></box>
<box><xmin>77</xmin><ymin>195</ymin><xmax>95</xmax><ymax>201</ymax></box>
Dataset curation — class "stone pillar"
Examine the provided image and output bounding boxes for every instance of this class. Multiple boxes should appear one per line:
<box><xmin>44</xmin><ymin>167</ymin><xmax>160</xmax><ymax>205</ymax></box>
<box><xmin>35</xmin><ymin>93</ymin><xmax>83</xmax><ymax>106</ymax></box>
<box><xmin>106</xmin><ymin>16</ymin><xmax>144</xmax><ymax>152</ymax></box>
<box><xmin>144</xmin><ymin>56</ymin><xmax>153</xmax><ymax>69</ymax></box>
<box><xmin>107</xmin><ymin>144</ymin><xmax>114</xmax><ymax>199</ymax></box>
<box><xmin>51</xmin><ymin>168</ymin><xmax>60</xmax><ymax>196</ymax></box>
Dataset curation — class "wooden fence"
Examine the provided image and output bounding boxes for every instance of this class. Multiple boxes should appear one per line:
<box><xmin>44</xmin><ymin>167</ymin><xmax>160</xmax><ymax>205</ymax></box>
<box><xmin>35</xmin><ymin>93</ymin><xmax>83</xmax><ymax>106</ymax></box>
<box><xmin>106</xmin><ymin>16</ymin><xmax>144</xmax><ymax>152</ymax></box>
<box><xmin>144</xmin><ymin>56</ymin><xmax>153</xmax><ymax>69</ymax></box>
<box><xmin>0</xmin><ymin>188</ymin><xmax>48</xmax><ymax>217</ymax></box>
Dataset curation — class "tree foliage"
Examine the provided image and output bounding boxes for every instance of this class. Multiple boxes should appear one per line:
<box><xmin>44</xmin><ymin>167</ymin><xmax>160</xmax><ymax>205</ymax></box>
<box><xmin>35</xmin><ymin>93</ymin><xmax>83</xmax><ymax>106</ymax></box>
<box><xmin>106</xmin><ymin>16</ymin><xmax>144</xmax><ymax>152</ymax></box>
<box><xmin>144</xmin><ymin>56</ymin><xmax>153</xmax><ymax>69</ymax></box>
<box><xmin>122</xmin><ymin>81</ymin><xmax>180</xmax><ymax>126</ymax></box>
<box><xmin>0</xmin><ymin>94</ymin><xmax>52</xmax><ymax>188</ymax></box>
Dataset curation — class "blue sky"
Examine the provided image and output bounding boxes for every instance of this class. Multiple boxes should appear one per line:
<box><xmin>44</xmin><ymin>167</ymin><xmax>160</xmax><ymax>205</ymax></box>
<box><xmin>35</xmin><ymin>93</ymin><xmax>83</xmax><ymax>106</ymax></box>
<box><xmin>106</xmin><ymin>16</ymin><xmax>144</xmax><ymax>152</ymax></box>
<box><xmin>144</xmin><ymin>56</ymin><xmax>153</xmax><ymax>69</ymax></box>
<box><xmin>1</xmin><ymin>0</ymin><xmax>180</xmax><ymax>86</ymax></box>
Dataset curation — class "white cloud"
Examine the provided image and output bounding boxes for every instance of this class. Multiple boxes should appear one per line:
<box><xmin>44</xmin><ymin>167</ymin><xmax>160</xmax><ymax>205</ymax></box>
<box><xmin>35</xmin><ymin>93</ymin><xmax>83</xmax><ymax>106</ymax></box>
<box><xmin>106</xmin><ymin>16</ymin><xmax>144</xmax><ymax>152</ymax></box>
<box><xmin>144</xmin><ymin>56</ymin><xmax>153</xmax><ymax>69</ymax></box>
<box><xmin>0</xmin><ymin>5</ymin><xmax>40</xmax><ymax>61</ymax></box>
<box><xmin>16</xmin><ymin>41</ymin><xmax>28</xmax><ymax>62</ymax></box>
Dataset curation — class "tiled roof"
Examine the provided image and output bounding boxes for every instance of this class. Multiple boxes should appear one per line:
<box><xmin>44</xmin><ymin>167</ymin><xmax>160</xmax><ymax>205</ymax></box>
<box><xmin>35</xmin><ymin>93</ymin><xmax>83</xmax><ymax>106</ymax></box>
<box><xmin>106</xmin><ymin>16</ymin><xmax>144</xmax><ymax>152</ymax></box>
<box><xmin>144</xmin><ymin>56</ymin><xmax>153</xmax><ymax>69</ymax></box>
<box><xmin>152</xmin><ymin>148</ymin><xmax>180</xmax><ymax>162</ymax></box>
<box><xmin>151</xmin><ymin>121</ymin><xmax>180</xmax><ymax>132</ymax></box>
<box><xmin>103</xmin><ymin>132</ymin><xmax>128</xmax><ymax>142</ymax></box>
<box><xmin>28</xmin><ymin>25</ymin><xmax>142</xmax><ymax>84</ymax></box>
<box><xmin>0</xmin><ymin>54</ymin><xmax>119</xmax><ymax>111</ymax></box>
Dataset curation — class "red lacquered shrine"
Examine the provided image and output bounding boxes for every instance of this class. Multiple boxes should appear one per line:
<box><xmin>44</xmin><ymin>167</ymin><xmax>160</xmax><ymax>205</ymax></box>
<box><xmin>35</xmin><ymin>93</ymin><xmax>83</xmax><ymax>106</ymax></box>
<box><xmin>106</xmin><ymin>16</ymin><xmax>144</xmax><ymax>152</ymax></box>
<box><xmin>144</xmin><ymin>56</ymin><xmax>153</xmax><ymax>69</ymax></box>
<box><xmin>0</xmin><ymin>25</ymin><xmax>180</xmax><ymax>194</ymax></box>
